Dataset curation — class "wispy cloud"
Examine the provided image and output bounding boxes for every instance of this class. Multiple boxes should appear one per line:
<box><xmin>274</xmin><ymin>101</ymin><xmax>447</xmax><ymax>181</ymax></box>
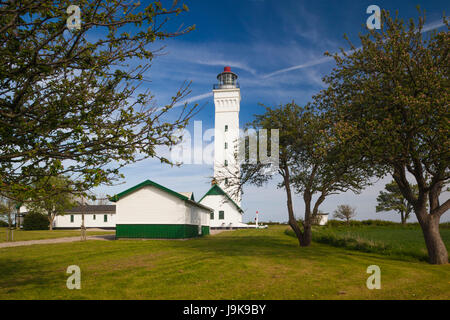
<box><xmin>262</xmin><ymin>56</ymin><xmax>332</xmax><ymax>79</ymax></box>
<box><xmin>422</xmin><ymin>20</ymin><xmax>445</xmax><ymax>32</ymax></box>
<box><xmin>173</xmin><ymin>91</ymin><xmax>213</xmax><ymax>108</ymax></box>
<box><xmin>261</xmin><ymin>19</ymin><xmax>446</xmax><ymax>79</ymax></box>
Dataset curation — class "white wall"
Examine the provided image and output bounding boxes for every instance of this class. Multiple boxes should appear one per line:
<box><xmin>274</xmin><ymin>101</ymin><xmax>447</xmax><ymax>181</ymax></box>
<box><xmin>213</xmin><ymin>88</ymin><xmax>241</xmax><ymax>206</ymax></box>
<box><xmin>200</xmin><ymin>194</ymin><xmax>242</xmax><ymax>228</ymax></box>
<box><xmin>54</xmin><ymin>213</ymin><xmax>116</xmax><ymax>228</ymax></box>
<box><xmin>318</xmin><ymin>214</ymin><xmax>329</xmax><ymax>226</ymax></box>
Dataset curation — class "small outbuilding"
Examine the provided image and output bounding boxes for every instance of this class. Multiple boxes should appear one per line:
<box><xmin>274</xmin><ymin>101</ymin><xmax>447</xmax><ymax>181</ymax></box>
<box><xmin>111</xmin><ymin>179</ymin><xmax>212</xmax><ymax>239</ymax></box>
<box><xmin>198</xmin><ymin>183</ymin><xmax>245</xmax><ymax>229</ymax></box>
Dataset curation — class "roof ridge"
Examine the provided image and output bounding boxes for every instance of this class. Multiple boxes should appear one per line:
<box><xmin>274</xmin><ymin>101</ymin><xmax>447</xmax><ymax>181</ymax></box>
<box><xmin>198</xmin><ymin>184</ymin><xmax>243</xmax><ymax>213</ymax></box>
<box><xmin>110</xmin><ymin>179</ymin><xmax>212</xmax><ymax>212</ymax></box>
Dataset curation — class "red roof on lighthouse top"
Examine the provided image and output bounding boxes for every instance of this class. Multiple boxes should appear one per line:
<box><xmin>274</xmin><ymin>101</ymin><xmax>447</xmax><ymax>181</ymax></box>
<box><xmin>224</xmin><ymin>66</ymin><xmax>231</xmax><ymax>72</ymax></box>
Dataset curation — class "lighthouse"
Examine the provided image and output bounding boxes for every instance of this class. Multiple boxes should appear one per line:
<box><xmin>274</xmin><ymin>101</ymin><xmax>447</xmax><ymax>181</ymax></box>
<box><xmin>213</xmin><ymin>66</ymin><xmax>241</xmax><ymax>206</ymax></box>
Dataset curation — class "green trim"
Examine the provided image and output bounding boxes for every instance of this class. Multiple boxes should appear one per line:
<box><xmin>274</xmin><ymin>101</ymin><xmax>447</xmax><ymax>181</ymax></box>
<box><xmin>110</xmin><ymin>179</ymin><xmax>188</xmax><ymax>202</ymax></box>
<box><xmin>110</xmin><ymin>179</ymin><xmax>212</xmax><ymax>212</ymax></box>
<box><xmin>201</xmin><ymin>226</ymin><xmax>210</xmax><ymax>236</ymax></box>
<box><xmin>116</xmin><ymin>224</ymin><xmax>207</xmax><ymax>239</ymax></box>
<box><xmin>199</xmin><ymin>184</ymin><xmax>243</xmax><ymax>213</ymax></box>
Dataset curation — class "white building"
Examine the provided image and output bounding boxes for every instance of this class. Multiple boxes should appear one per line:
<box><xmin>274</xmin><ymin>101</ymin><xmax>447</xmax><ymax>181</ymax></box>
<box><xmin>111</xmin><ymin>179</ymin><xmax>212</xmax><ymax>239</ymax></box>
<box><xmin>198</xmin><ymin>183</ymin><xmax>245</xmax><ymax>229</ymax></box>
<box><xmin>54</xmin><ymin>205</ymin><xmax>116</xmax><ymax>229</ymax></box>
<box><xmin>16</xmin><ymin>204</ymin><xmax>116</xmax><ymax>229</ymax></box>
<box><xmin>316</xmin><ymin>213</ymin><xmax>329</xmax><ymax>226</ymax></box>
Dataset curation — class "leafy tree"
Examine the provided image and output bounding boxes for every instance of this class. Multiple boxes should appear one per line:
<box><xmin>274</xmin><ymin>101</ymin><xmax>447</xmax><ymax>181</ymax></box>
<box><xmin>26</xmin><ymin>176</ymin><xmax>78</xmax><ymax>230</ymax></box>
<box><xmin>0</xmin><ymin>1</ymin><xmax>197</xmax><ymax>202</ymax></box>
<box><xmin>333</xmin><ymin>204</ymin><xmax>357</xmax><ymax>225</ymax></box>
<box><xmin>376</xmin><ymin>181</ymin><xmax>418</xmax><ymax>224</ymax></box>
<box><xmin>218</xmin><ymin>103</ymin><xmax>372</xmax><ymax>247</ymax></box>
<box><xmin>320</xmin><ymin>10</ymin><xmax>449</xmax><ymax>263</ymax></box>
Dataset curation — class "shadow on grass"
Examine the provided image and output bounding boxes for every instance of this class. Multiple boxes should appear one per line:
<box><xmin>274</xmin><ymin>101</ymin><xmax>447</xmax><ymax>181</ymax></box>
<box><xmin>0</xmin><ymin>256</ymin><xmax>65</xmax><ymax>292</ymax></box>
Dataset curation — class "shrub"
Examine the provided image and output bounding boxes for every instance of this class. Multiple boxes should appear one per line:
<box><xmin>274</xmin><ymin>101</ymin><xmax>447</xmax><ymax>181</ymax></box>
<box><xmin>23</xmin><ymin>212</ymin><xmax>49</xmax><ymax>230</ymax></box>
<box><xmin>0</xmin><ymin>220</ymin><xmax>9</xmax><ymax>227</ymax></box>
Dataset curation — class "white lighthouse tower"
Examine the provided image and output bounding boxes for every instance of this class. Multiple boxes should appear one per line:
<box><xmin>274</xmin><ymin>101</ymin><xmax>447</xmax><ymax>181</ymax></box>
<box><xmin>213</xmin><ymin>66</ymin><xmax>241</xmax><ymax>205</ymax></box>
<box><xmin>198</xmin><ymin>67</ymin><xmax>246</xmax><ymax>229</ymax></box>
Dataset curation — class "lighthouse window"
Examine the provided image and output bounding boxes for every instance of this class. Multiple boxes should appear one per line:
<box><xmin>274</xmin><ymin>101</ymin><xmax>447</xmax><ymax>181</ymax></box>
<box><xmin>225</xmin><ymin>142</ymin><xmax>228</xmax><ymax>149</ymax></box>
<box><xmin>224</xmin><ymin>160</ymin><xmax>228</xmax><ymax>167</ymax></box>
<box><xmin>219</xmin><ymin>211</ymin><xmax>225</xmax><ymax>220</ymax></box>
<box><xmin>225</xmin><ymin>178</ymin><xmax>228</xmax><ymax>185</ymax></box>
<box><xmin>225</xmin><ymin>125</ymin><xmax>228</xmax><ymax>132</ymax></box>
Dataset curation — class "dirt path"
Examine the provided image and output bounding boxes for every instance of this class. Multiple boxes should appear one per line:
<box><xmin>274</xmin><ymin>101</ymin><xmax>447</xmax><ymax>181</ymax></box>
<box><xmin>0</xmin><ymin>234</ymin><xmax>115</xmax><ymax>248</ymax></box>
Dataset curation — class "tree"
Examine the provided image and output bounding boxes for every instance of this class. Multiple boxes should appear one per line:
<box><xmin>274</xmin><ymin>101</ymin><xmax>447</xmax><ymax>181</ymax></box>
<box><xmin>376</xmin><ymin>181</ymin><xmax>418</xmax><ymax>224</ymax></box>
<box><xmin>26</xmin><ymin>176</ymin><xmax>78</xmax><ymax>230</ymax></box>
<box><xmin>217</xmin><ymin>102</ymin><xmax>372</xmax><ymax>247</ymax></box>
<box><xmin>0</xmin><ymin>196</ymin><xmax>16</xmax><ymax>241</ymax></box>
<box><xmin>0</xmin><ymin>1</ymin><xmax>197</xmax><ymax>202</ymax></box>
<box><xmin>320</xmin><ymin>10</ymin><xmax>449</xmax><ymax>263</ymax></box>
<box><xmin>333</xmin><ymin>205</ymin><xmax>357</xmax><ymax>225</ymax></box>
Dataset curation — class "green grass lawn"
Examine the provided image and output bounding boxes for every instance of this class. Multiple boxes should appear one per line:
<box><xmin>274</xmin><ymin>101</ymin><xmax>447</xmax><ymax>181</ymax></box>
<box><xmin>0</xmin><ymin>227</ymin><xmax>114</xmax><ymax>243</ymax></box>
<box><xmin>303</xmin><ymin>225</ymin><xmax>450</xmax><ymax>262</ymax></box>
<box><xmin>0</xmin><ymin>225</ymin><xmax>448</xmax><ymax>299</ymax></box>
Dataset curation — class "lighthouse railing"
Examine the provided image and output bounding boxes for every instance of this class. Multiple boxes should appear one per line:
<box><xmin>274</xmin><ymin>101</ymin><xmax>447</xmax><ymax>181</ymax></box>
<box><xmin>213</xmin><ymin>82</ymin><xmax>240</xmax><ymax>89</ymax></box>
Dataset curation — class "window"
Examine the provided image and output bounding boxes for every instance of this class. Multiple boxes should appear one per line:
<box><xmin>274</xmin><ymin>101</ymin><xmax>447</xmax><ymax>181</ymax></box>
<box><xmin>104</xmin><ymin>215</ymin><xmax>107</xmax><ymax>222</ymax></box>
<box><xmin>225</xmin><ymin>142</ymin><xmax>228</xmax><ymax>149</ymax></box>
<box><xmin>70</xmin><ymin>215</ymin><xmax>74</xmax><ymax>223</ymax></box>
<box><xmin>225</xmin><ymin>178</ymin><xmax>228</xmax><ymax>185</ymax></box>
<box><xmin>93</xmin><ymin>215</ymin><xmax>96</xmax><ymax>220</ymax></box>
<box><xmin>210</xmin><ymin>212</ymin><xmax>214</xmax><ymax>220</ymax></box>
<box><xmin>219</xmin><ymin>211</ymin><xmax>224</xmax><ymax>220</ymax></box>
<box><xmin>225</xmin><ymin>125</ymin><xmax>228</xmax><ymax>132</ymax></box>
<box><xmin>224</xmin><ymin>160</ymin><xmax>228</xmax><ymax>167</ymax></box>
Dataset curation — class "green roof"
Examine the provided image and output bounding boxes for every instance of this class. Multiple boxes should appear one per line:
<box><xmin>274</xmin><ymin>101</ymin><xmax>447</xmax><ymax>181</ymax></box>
<box><xmin>199</xmin><ymin>184</ymin><xmax>243</xmax><ymax>213</ymax></box>
<box><xmin>110</xmin><ymin>179</ymin><xmax>212</xmax><ymax>212</ymax></box>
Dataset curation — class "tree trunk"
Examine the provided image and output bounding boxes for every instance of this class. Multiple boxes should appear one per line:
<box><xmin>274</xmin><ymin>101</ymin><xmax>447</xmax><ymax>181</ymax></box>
<box><xmin>48</xmin><ymin>214</ymin><xmax>54</xmax><ymax>231</ymax></box>
<box><xmin>419</xmin><ymin>212</ymin><xmax>448</xmax><ymax>264</ymax></box>
<box><xmin>400</xmin><ymin>211</ymin><xmax>405</xmax><ymax>225</ymax></box>
<box><xmin>300</xmin><ymin>224</ymin><xmax>312</xmax><ymax>247</ymax></box>
<box><xmin>283</xmin><ymin>164</ymin><xmax>304</xmax><ymax>247</ymax></box>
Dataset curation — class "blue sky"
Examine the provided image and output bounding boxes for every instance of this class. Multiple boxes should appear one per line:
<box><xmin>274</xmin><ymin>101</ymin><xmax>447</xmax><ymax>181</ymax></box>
<box><xmin>93</xmin><ymin>0</ymin><xmax>449</xmax><ymax>223</ymax></box>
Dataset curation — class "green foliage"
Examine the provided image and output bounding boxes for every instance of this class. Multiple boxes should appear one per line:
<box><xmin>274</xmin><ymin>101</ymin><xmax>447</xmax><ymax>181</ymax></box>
<box><xmin>0</xmin><ymin>220</ymin><xmax>9</xmax><ymax>227</ymax></box>
<box><xmin>23</xmin><ymin>212</ymin><xmax>49</xmax><ymax>230</ymax></box>
<box><xmin>318</xmin><ymin>9</ymin><xmax>449</xmax><ymax>217</ymax></box>
<box><xmin>317</xmin><ymin>9</ymin><xmax>449</xmax><ymax>263</ymax></box>
<box><xmin>234</xmin><ymin>102</ymin><xmax>373</xmax><ymax>246</ymax></box>
<box><xmin>26</xmin><ymin>176</ymin><xmax>78</xmax><ymax>228</ymax></box>
<box><xmin>0</xmin><ymin>1</ymin><xmax>197</xmax><ymax>201</ymax></box>
<box><xmin>376</xmin><ymin>181</ymin><xmax>418</xmax><ymax>223</ymax></box>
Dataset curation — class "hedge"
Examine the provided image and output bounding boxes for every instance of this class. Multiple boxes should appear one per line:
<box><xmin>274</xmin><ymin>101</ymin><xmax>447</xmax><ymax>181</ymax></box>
<box><xmin>23</xmin><ymin>212</ymin><xmax>49</xmax><ymax>230</ymax></box>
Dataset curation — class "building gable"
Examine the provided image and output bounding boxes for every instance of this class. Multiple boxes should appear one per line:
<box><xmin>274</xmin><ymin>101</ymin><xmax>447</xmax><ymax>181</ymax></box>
<box><xmin>111</xmin><ymin>179</ymin><xmax>212</xmax><ymax>212</ymax></box>
<box><xmin>199</xmin><ymin>184</ymin><xmax>243</xmax><ymax>213</ymax></box>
